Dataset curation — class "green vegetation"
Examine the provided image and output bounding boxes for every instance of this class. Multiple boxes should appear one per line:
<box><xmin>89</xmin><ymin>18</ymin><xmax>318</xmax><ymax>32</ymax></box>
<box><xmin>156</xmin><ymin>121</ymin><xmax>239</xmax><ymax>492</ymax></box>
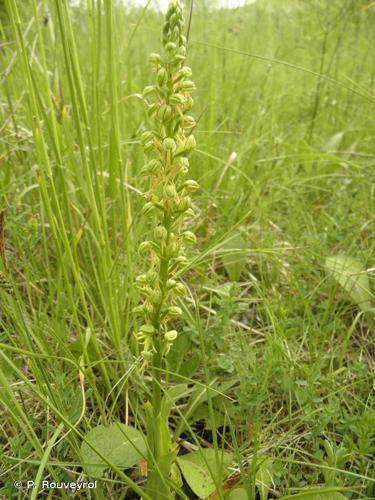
<box><xmin>0</xmin><ymin>0</ymin><xmax>374</xmax><ymax>498</ymax></box>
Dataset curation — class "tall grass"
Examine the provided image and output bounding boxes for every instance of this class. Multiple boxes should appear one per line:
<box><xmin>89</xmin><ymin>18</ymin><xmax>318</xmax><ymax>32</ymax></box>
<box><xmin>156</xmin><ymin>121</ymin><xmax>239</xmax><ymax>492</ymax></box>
<box><xmin>1</xmin><ymin>0</ymin><xmax>374</xmax><ymax>498</ymax></box>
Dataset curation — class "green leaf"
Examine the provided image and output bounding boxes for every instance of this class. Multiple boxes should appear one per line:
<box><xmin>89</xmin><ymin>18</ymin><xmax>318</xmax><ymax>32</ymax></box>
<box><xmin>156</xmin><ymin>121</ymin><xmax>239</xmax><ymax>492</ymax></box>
<box><xmin>325</xmin><ymin>255</ymin><xmax>373</xmax><ymax>312</ymax></box>
<box><xmin>222</xmin><ymin>233</ymin><xmax>247</xmax><ymax>282</ymax></box>
<box><xmin>167</xmin><ymin>383</ymin><xmax>190</xmax><ymax>401</ymax></box>
<box><xmin>175</xmin><ymin>379</ymin><xmax>236</xmax><ymax>437</ymax></box>
<box><xmin>170</xmin><ymin>462</ymin><xmax>183</xmax><ymax>489</ymax></box>
<box><xmin>161</xmin><ymin>383</ymin><xmax>193</xmax><ymax>421</ymax></box>
<box><xmin>81</xmin><ymin>423</ymin><xmax>147</xmax><ymax>478</ymax></box>
<box><xmin>226</xmin><ymin>487</ymin><xmax>249</xmax><ymax>499</ymax></box>
<box><xmin>256</xmin><ymin>458</ymin><xmax>273</xmax><ymax>500</ymax></box>
<box><xmin>280</xmin><ymin>489</ymin><xmax>347</xmax><ymax>500</ymax></box>
<box><xmin>177</xmin><ymin>448</ymin><xmax>233</xmax><ymax>498</ymax></box>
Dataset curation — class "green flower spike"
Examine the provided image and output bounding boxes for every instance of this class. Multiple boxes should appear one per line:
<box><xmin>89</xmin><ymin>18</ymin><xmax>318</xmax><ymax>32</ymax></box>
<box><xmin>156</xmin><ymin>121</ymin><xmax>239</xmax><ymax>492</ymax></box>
<box><xmin>135</xmin><ymin>0</ymin><xmax>198</xmax><ymax>364</ymax></box>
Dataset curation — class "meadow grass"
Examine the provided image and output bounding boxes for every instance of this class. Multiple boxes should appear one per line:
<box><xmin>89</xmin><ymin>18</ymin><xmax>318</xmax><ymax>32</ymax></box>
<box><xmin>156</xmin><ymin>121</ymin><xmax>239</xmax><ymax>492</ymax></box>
<box><xmin>0</xmin><ymin>0</ymin><xmax>374</xmax><ymax>498</ymax></box>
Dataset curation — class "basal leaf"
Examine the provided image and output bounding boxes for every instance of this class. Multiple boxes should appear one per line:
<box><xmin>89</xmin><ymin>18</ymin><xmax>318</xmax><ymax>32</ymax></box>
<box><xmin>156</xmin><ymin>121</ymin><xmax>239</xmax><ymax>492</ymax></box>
<box><xmin>177</xmin><ymin>448</ymin><xmax>233</xmax><ymax>498</ymax></box>
<box><xmin>81</xmin><ymin>423</ymin><xmax>147</xmax><ymax>478</ymax></box>
<box><xmin>226</xmin><ymin>487</ymin><xmax>249</xmax><ymax>499</ymax></box>
<box><xmin>161</xmin><ymin>383</ymin><xmax>192</xmax><ymax>420</ymax></box>
<box><xmin>256</xmin><ymin>458</ymin><xmax>273</xmax><ymax>500</ymax></box>
<box><xmin>280</xmin><ymin>489</ymin><xmax>347</xmax><ymax>500</ymax></box>
<box><xmin>325</xmin><ymin>255</ymin><xmax>372</xmax><ymax>312</ymax></box>
<box><xmin>222</xmin><ymin>233</ymin><xmax>247</xmax><ymax>282</ymax></box>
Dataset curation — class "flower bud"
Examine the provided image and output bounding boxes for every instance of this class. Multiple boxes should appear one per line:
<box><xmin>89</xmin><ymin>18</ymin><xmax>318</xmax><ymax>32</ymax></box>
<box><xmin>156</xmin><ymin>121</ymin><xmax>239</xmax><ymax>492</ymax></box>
<box><xmin>178</xmin><ymin>196</ymin><xmax>191</xmax><ymax>211</ymax></box>
<box><xmin>181</xmin><ymin>66</ymin><xmax>192</xmax><ymax>78</ymax></box>
<box><xmin>178</xmin><ymin>157</ymin><xmax>189</xmax><ymax>169</ymax></box>
<box><xmin>167</xmin><ymin>306</ymin><xmax>182</xmax><ymax>317</ymax></box>
<box><xmin>142</xmin><ymin>202</ymin><xmax>155</xmax><ymax>216</ymax></box>
<box><xmin>136</xmin><ymin>274</ymin><xmax>148</xmax><ymax>285</ymax></box>
<box><xmin>147</xmin><ymin>103</ymin><xmax>158</xmax><ymax>117</ymax></box>
<box><xmin>149</xmin><ymin>53</ymin><xmax>162</xmax><ymax>65</ymax></box>
<box><xmin>157</xmin><ymin>67</ymin><xmax>168</xmax><ymax>86</ymax></box>
<box><xmin>141</xmin><ymin>159</ymin><xmax>163</xmax><ymax>176</ymax></box>
<box><xmin>181</xmin><ymin>180</ymin><xmax>199</xmax><ymax>192</ymax></box>
<box><xmin>174</xmin><ymin>255</ymin><xmax>188</xmax><ymax>266</ymax></box>
<box><xmin>178</xmin><ymin>80</ymin><xmax>195</xmax><ymax>93</ymax></box>
<box><xmin>182</xmin><ymin>231</ymin><xmax>197</xmax><ymax>244</ymax></box>
<box><xmin>165</xmin><ymin>330</ymin><xmax>178</xmax><ymax>342</ymax></box>
<box><xmin>132</xmin><ymin>304</ymin><xmax>147</xmax><ymax>314</ymax></box>
<box><xmin>185</xmin><ymin>208</ymin><xmax>195</xmax><ymax>217</ymax></box>
<box><xmin>185</xmin><ymin>135</ymin><xmax>196</xmax><ymax>151</ymax></box>
<box><xmin>163</xmin><ymin>137</ymin><xmax>176</xmax><ymax>151</ymax></box>
<box><xmin>139</xmin><ymin>324</ymin><xmax>155</xmax><ymax>335</ymax></box>
<box><xmin>182</xmin><ymin>115</ymin><xmax>196</xmax><ymax>129</ymax></box>
<box><xmin>173</xmin><ymin>26</ymin><xmax>180</xmax><ymax>39</ymax></box>
<box><xmin>139</xmin><ymin>241</ymin><xmax>152</xmax><ymax>254</ymax></box>
<box><xmin>172</xmin><ymin>54</ymin><xmax>185</xmax><ymax>65</ymax></box>
<box><xmin>150</xmin><ymin>194</ymin><xmax>160</xmax><ymax>204</ymax></box>
<box><xmin>141</xmin><ymin>131</ymin><xmax>154</xmax><ymax>145</ymax></box>
<box><xmin>166</xmin><ymin>279</ymin><xmax>177</xmax><ymax>289</ymax></box>
<box><xmin>183</xmin><ymin>96</ymin><xmax>194</xmax><ymax>112</ymax></box>
<box><xmin>164</xmin><ymin>184</ymin><xmax>177</xmax><ymax>198</ymax></box>
<box><xmin>143</xmin><ymin>141</ymin><xmax>155</xmax><ymax>154</ymax></box>
<box><xmin>175</xmin><ymin>283</ymin><xmax>187</xmax><ymax>296</ymax></box>
<box><xmin>146</xmin><ymin>269</ymin><xmax>158</xmax><ymax>284</ymax></box>
<box><xmin>169</xmin><ymin>93</ymin><xmax>185</xmax><ymax>105</ymax></box>
<box><xmin>157</xmin><ymin>104</ymin><xmax>173</xmax><ymax>122</ymax></box>
<box><xmin>165</xmin><ymin>41</ymin><xmax>177</xmax><ymax>53</ymax></box>
<box><xmin>150</xmin><ymin>289</ymin><xmax>163</xmax><ymax>304</ymax></box>
<box><xmin>143</xmin><ymin>85</ymin><xmax>157</xmax><ymax>98</ymax></box>
<box><xmin>166</xmin><ymin>240</ymin><xmax>179</xmax><ymax>257</ymax></box>
<box><xmin>142</xmin><ymin>349</ymin><xmax>153</xmax><ymax>360</ymax></box>
<box><xmin>175</xmin><ymin>157</ymin><xmax>189</xmax><ymax>174</ymax></box>
<box><xmin>172</xmin><ymin>71</ymin><xmax>185</xmax><ymax>84</ymax></box>
<box><xmin>154</xmin><ymin>225</ymin><xmax>168</xmax><ymax>241</ymax></box>
<box><xmin>138</xmin><ymin>285</ymin><xmax>153</xmax><ymax>297</ymax></box>
<box><xmin>140</xmin><ymin>165</ymin><xmax>151</xmax><ymax>176</ymax></box>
